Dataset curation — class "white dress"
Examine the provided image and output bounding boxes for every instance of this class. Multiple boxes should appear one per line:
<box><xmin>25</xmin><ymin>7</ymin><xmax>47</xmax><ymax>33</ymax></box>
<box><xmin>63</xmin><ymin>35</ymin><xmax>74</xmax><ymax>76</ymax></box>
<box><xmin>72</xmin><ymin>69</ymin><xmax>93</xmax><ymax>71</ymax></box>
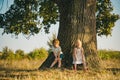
<box><xmin>73</xmin><ymin>48</ymin><xmax>83</xmax><ymax>64</ymax></box>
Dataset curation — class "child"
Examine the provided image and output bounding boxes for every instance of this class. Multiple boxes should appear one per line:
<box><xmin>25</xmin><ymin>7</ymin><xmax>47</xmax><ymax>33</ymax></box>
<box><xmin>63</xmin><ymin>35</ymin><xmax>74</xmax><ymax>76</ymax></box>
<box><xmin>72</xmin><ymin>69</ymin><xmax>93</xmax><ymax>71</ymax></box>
<box><xmin>72</xmin><ymin>39</ymin><xmax>87</xmax><ymax>71</ymax></box>
<box><xmin>50</xmin><ymin>39</ymin><xmax>62</xmax><ymax>68</ymax></box>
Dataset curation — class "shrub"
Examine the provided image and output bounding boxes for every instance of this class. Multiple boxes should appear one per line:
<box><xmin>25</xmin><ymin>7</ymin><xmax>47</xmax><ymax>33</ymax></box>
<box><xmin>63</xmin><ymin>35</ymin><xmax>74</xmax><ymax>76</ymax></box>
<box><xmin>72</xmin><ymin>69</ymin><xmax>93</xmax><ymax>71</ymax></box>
<box><xmin>28</xmin><ymin>48</ymin><xmax>48</xmax><ymax>60</ymax></box>
<box><xmin>0</xmin><ymin>51</ymin><xmax>2</xmax><ymax>58</ymax></box>
<box><xmin>1</xmin><ymin>47</ymin><xmax>15</xmax><ymax>60</ymax></box>
<box><xmin>15</xmin><ymin>49</ymin><xmax>25</xmax><ymax>60</ymax></box>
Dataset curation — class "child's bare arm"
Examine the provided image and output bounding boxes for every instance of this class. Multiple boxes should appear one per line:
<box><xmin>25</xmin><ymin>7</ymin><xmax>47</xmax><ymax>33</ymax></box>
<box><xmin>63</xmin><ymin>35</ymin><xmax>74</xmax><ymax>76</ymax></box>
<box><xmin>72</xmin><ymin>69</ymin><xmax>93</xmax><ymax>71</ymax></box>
<box><xmin>53</xmin><ymin>52</ymin><xmax>57</xmax><ymax>58</ymax></box>
<box><xmin>57</xmin><ymin>51</ymin><xmax>61</xmax><ymax>58</ymax></box>
<box><xmin>73</xmin><ymin>48</ymin><xmax>77</xmax><ymax>60</ymax></box>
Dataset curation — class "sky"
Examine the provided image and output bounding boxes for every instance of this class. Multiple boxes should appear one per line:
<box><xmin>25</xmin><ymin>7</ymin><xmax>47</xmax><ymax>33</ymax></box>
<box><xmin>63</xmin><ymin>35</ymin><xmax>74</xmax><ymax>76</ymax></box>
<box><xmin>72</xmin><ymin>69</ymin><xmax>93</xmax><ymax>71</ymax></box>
<box><xmin>0</xmin><ymin>0</ymin><xmax>120</xmax><ymax>53</ymax></box>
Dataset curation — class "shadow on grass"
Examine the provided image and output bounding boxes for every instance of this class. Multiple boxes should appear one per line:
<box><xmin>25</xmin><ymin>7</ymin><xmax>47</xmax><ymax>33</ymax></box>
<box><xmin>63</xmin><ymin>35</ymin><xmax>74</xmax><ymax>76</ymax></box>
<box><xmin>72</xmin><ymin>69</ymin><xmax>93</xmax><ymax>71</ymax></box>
<box><xmin>106</xmin><ymin>68</ymin><xmax>120</xmax><ymax>75</ymax></box>
<box><xmin>0</xmin><ymin>67</ymin><xmax>39</xmax><ymax>79</ymax></box>
<box><xmin>0</xmin><ymin>66</ymin><xmax>38</xmax><ymax>72</ymax></box>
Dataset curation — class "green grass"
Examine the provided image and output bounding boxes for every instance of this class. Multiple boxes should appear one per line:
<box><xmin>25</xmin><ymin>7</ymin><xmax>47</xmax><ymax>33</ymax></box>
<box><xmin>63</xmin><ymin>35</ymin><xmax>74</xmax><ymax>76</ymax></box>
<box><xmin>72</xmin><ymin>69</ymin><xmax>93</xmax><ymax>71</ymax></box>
<box><xmin>98</xmin><ymin>50</ymin><xmax>120</xmax><ymax>60</ymax></box>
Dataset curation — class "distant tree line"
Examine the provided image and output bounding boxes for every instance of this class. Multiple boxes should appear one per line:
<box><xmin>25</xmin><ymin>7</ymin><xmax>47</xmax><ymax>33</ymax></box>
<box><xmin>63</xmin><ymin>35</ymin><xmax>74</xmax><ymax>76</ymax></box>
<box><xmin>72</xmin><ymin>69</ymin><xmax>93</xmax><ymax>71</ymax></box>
<box><xmin>0</xmin><ymin>47</ymin><xmax>48</xmax><ymax>60</ymax></box>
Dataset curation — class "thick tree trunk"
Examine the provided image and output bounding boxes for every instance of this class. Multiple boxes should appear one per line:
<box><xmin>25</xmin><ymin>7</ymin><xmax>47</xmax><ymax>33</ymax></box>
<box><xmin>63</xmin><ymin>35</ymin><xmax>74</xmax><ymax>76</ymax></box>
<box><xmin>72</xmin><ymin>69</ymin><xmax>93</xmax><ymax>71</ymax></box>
<box><xmin>58</xmin><ymin>0</ymin><xmax>100</xmax><ymax>69</ymax></box>
<box><xmin>39</xmin><ymin>0</ymin><xmax>101</xmax><ymax>70</ymax></box>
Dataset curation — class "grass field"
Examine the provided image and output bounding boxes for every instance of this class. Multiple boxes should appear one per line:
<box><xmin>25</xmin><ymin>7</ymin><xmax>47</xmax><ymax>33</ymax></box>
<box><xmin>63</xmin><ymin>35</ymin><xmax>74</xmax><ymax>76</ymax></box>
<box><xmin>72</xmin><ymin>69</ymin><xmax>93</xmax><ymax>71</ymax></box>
<box><xmin>0</xmin><ymin>50</ymin><xmax>120</xmax><ymax>80</ymax></box>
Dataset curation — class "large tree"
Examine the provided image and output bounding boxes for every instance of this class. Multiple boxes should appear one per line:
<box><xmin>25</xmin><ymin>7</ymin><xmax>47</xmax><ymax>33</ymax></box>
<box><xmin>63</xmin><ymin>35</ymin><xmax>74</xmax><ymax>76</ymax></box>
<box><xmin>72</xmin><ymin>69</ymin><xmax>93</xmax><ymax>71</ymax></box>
<box><xmin>0</xmin><ymin>0</ymin><xmax>119</xmax><ymax>69</ymax></box>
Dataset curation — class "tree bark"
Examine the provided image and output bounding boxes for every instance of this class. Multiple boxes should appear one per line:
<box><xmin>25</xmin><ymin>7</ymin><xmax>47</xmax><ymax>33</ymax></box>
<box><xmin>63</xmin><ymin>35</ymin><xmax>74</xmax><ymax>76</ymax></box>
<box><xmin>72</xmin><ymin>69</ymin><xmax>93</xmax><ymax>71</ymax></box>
<box><xmin>39</xmin><ymin>0</ymin><xmax>101</xmax><ymax>70</ymax></box>
<box><xmin>58</xmin><ymin>0</ymin><xmax>100</xmax><ymax>69</ymax></box>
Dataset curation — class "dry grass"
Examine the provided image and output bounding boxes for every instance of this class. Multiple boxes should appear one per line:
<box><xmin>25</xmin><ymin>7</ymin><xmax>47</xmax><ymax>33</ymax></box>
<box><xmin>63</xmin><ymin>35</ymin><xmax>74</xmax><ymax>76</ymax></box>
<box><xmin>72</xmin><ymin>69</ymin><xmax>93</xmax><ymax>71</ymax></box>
<box><xmin>0</xmin><ymin>59</ymin><xmax>44</xmax><ymax>70</ymax></box>
<box><xmin>0</xmin><ymin>59</ymin><xmax>120</xmax><ymax>80</ymax></box>
<box><xmin>101</xmin><ymin>59</ymin><xmax>120</xmax><ymax>69</ymax></box>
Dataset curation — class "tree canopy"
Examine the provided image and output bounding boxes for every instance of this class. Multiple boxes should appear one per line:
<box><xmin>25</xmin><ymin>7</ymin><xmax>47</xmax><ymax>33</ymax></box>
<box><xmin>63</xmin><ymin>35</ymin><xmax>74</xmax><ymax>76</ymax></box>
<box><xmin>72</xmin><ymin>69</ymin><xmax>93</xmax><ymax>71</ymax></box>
<box><xmin>96</xmin><ymin>0</ymin><xmax>119</xmax><ymax>36</ymax></box>
<box><xmin>0</xmin><ymin>0</ymin><xmax>119</xmax><ymax>36</ymax></box>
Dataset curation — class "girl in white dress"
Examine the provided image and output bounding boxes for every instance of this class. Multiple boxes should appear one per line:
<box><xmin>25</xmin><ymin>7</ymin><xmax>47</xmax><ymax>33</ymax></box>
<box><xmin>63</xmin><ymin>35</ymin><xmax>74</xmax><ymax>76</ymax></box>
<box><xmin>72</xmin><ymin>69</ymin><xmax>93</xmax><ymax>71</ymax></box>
<box><xmin>73</xmin><ymin>39</ymin><xmax>87</xmax><ymax>71</ymax></box>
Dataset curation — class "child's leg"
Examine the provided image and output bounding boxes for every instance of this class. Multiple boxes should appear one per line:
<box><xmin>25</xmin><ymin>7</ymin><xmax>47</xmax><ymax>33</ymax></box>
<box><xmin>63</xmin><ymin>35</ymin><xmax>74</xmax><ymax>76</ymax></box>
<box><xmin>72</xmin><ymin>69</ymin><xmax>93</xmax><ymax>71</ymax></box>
<box><xmin>83</xmin><ymin>62</ymin><xmax>88</xmax><ymax>71</ymax></box>
<box><xmin>73</xmin><ymin>64</ymin><xmax>77</xmax><ymax>71</ymax></box>
<box><xmin>58</xmin><ymin>58</ymin><xmax>61</xmax><ymax>68</ymax></box>
<box><xmin>50</xmin><ymin>58</ymin><xmax>58</xmax><ymax>68</ymax></box>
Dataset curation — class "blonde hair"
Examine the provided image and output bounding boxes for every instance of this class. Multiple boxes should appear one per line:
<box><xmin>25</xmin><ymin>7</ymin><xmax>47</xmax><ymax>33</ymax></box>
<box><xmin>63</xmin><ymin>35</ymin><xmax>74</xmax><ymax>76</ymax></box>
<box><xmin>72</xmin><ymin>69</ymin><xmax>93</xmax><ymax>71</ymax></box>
<box><xmin>75</xmin><ymin>39</ymin><xmax>82</xmax><ymax>48</ymax></box>
<box><xmin>53</xmin><ymin>39</ymin><xmax>60</xmax><ymax>45</ymax></box>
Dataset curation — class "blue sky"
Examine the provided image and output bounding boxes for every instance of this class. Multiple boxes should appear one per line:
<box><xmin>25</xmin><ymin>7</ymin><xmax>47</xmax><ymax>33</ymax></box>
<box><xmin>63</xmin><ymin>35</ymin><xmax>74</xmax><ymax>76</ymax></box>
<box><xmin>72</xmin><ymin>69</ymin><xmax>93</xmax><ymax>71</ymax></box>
<box><xmin>0</xmin><ymin>0</ymin><xmax>120</xmax><ymax>53</ymax></box>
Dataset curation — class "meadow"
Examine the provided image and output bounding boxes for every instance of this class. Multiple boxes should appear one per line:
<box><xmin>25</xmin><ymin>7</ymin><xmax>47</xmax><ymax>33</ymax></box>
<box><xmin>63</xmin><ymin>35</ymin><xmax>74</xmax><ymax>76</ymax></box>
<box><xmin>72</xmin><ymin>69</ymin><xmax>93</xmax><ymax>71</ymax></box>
<box><xmin>0</xmin><ymin>50</ymin><xmax>120</xmax><ymax>80</ymax></box>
